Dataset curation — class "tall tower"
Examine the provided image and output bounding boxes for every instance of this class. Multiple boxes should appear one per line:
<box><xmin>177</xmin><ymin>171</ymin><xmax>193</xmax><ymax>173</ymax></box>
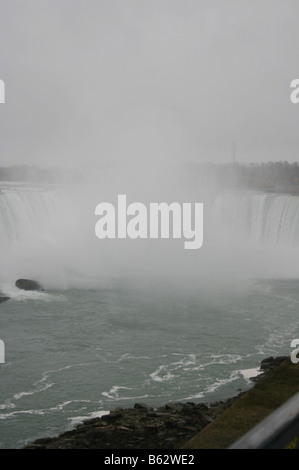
<box><xmin>231</xmin><ymin>142</ymin><xmax>236</xmax><ymax>163</ymax></box>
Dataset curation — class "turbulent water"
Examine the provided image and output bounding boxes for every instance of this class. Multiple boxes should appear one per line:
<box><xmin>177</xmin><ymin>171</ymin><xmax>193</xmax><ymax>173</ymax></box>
<box><xmin>0</xmin><ymin>182</ymin><xmax>299</xmax><ymax>448</ymax></box>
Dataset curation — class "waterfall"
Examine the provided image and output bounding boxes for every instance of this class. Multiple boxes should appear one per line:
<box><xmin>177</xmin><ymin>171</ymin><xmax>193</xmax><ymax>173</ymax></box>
<box><xmin>213</xmin><ymin>192</ymin><xmax>299</xmax><ymax>247</ymax></box>
<box><xmin>0</xmin><ymin>184</ymin><xmax>64</xmax><ymax>287</ymax></box>
<box><xmin>1</xmin><ymin>185</ymin><xmax>299</xmax><ymax>290</ymax></box>
<box><xmin>0</xmin><ymin>183</ymin><xmax>105</xmax><ymax>290</ymax></box>
<box><xmin>0</xmin><ymin>186</ymin><xmax>59</xmax><ymax>248</ymax></box>
<box><xmin>3</xmin><ymin>187</ymin><xmax>298</xmax><ymax>253</ymax></box>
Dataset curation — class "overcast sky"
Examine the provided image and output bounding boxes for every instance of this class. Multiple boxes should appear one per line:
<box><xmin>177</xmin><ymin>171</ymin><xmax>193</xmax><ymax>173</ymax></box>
<box><xmin>0</xmin><ymin>0</ymin><xmax>299</xmax><ymax>170</ymax></box>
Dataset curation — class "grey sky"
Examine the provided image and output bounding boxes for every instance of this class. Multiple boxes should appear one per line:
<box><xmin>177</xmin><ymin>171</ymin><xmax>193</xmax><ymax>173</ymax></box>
<box><xmin>0</xmin><ymin>0</ymin><xmax>299</xmax><ymax>169</ymax></box>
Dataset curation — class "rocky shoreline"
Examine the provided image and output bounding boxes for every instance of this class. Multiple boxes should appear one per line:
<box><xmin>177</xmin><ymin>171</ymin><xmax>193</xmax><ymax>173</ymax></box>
<box><xmin>25</xmin><ymin>397</ymin><xmax>242</xmax><ymax>450</ymax></box>
<box><xmin>24</xmin><ymin>356</ymin><xmax>287</xmax><ymax>449</ymax></box>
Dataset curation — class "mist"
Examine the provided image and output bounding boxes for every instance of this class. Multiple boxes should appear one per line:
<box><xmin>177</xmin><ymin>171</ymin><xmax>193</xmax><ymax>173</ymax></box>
<box><xmin>1</xmin><ymin>175</ymin><xmax>299</xmax><ymax>303</ymax></box>
<box><xmin>1</xmin><ymin>1</ymin><xmax>299</xmax><ymax>296</ymax></box>
<box><xmin>1</xmin><ymin>0</ymin><xmax>299</xmax><ymax>170</ymax></box>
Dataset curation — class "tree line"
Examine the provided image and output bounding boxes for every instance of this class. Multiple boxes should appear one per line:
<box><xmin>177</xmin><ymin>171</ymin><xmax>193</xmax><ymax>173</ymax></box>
<box><xmin>1</xmin><ymin>161</ymin><xmax>299</xmax><ymax>192</ymax></box>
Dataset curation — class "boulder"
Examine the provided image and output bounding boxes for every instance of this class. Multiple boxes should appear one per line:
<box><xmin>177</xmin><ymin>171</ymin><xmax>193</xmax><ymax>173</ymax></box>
<box><xmin>134</xmin><ymin>403</ymin><xmax>153</xmax><ymax>411</ymax></box>
<box><xmin>260</xmin><ymin>356</ymin><xmax>274</xmax><ymax>370</ymax></box>
<box><xmin>0</xmin><ymin>296</ymin><xmax>10</xmax><ymax>303</ymax></box>
<box><xmin>165</xmin><ymin>402</ymin><xmax>185</xmax><ymax>412</ymax></box>
<box><xmin>15</xmin><ymin>279</ymin><xmax>43</xmax><ymax>291</ymax></box>
<box><xmin>260</xmin><ymin>356</ymin><xmax>288</xmax><ymax>371</ymax></box>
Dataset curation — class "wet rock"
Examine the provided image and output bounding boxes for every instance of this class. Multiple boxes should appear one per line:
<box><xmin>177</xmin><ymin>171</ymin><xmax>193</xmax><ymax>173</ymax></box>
<box><xmin>183</xmin><ymin>425</ymin><xmax>198</xmax><ymax>432</ymax></box>
<box><xmin>0</xmin><ymin>296</ymin><xmax>10</xmax><ymax>303</ymax></box>
<box><xmin>203</xmin><ymin>412</ymin><xmax>214</xmax><ymax>422</ymax></box>
<box><xmin>164</xmin><ymin>419</ymin><xmax>178</xmax><ymax>429</ymax></box>
<box><xmin>275</xmin><ymin>356</ymin><xmax>288</xmax><ymax>364</ymax></box>
<box><xmin>104</xmin><ymin>413</ymin><xmax>122</xmax><ymax>422</ymax></box>
<box><xmin>260</xmin><ymin>355</ymin><xmax>288</xmax><ymax>371</ymax></box>
<box><xmin>165</xmin><ymin>402</ymin><xmax>185</xmax><ymax>412</ymax></box>
<box><xmin>24</xmin><ymin>397</ymin><xmax>239</xmax><ymax>449</ymax></box>
<box><xmin>249</xmin><ymin>356</ymin><xmax>289</xmax><ymax>384</ymax></box>
<box><xmin>134</xmin><ymin>403</ymin><xmax>153</xmax><ymax>411</ymax></box>
<box><xmin>261</xmin><ymin>356</ymin><xmax>274</xmax><ymax>370</ymax></box>
<box><xmin>145</xmin><ymin>424</ymin><xmax>160</xmax><ymax>434</ymax></box>
<box><xmin>15</xmin><ymin>279</ymin><xmax>43</xmax><ymax>291</ymax></box>
<box><xmin>111</xmin><ymin>407</ymin><xmax>123</xmax><ymax>413</ymax></box>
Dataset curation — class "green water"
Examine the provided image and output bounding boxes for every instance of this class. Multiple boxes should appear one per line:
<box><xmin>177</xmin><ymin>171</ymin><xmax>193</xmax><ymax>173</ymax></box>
<box><xmin>0</xmin><ymin>278</ymin><xmax>298</xmax><ymax>448</ymax></box>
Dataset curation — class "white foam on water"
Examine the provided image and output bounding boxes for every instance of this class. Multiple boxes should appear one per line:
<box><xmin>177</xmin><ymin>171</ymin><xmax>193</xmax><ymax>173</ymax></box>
<box><xmin>116</xmin><ymin>353</ymin><xmax>151</xmax><ymax>362</ymax></box>
<box><xmin>190</xmin><ymin>366</ymin><xmax>262</xmax><ymax>400</ymax></box>
<box><xmin>150</xmin><ymin>365</ymin><xmax>176</xmax><ymax>383</ymax></box>
<box><xmin>7</xmin><ymin>364</ymin><xmax>94</xmax><ymax>409</ymax></box>
<box><xmin>0</xmin><ymin>409</ymin><xmax>46</xmax><ymax>420</ymax></box>
<box><xmin>13</xmin><ymin>382</ymin><xmax>54</xmax><ymax>401</ymax></box>
<box><xmin>186</xmin><ymin>354</ymin><xmax>243</xmax><ymax>374</ymax></box>
<box><xmin>114</xmin><ymin>394</ymin><xmax>151</xmax><ymax>401</ymax></box>
<box><xmin>179</xmin><ymin>391</ymin><xmax>205</xmax><ymax>401</ymax></box>
<box><xmin>101</xmin><ymin>384</ymin><xmax>152</xmax><ymax>402</ymax></box>
<box><xmin>67</xmin><ymin>410</ymin><xmax>110</xmax><ymax>428</ymax></box>
<box><xmin>203</xmin><ymin>370</ymin><xmax>242</xmax><ymax>396</ymax></box>
<box><xmin>0</xmin><ymin>400</ymin><xmax>15</xmax><ymax>411</ymax></box>
<box><xmin>209</xmin><ymin>354</ymin><xmax>243</xmax><ymax>364</ymax></box>
<box><xmin>169</xmin><ymin>354</ymin><xmax>197</xmax><ymax>370</ymax></box>
<box><xmin>101</xmin><ymin>385</ymin><xmax>134</xmax><ymax>400</ymax></box>
<box><xmin>0</xmin><ymin>282</ymin><xmax>65</xmax><ymax>302</ymax></box>
<box><xmin>0</xmin><ymin>400</ymin><xmax>96</xmax><ymax>421</ymax></box>
<box><xmin>239</xmin><ymin>368</ymin><xmax>262</xmax><ymax>380</ymax></box>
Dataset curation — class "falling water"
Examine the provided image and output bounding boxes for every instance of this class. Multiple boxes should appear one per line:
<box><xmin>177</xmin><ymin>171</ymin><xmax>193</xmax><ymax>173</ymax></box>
<box><xmin>0</xmin><ymin>185</ymin><xmax>58</xmax><ymax>247</ymax></box>
<box><xmin>213</xmin><ymin>192</ymin><xmax>299</xmax><ymax>247</ymax></box>
<box><xmin>1</xmin><ymin>183</ymin><xmax>299</xmax><ymax>448</ymax></box>
<box><xmin>1</xmin><ymin>186</ymin><xmax>299</xmax><ymax>288</ymax></box>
